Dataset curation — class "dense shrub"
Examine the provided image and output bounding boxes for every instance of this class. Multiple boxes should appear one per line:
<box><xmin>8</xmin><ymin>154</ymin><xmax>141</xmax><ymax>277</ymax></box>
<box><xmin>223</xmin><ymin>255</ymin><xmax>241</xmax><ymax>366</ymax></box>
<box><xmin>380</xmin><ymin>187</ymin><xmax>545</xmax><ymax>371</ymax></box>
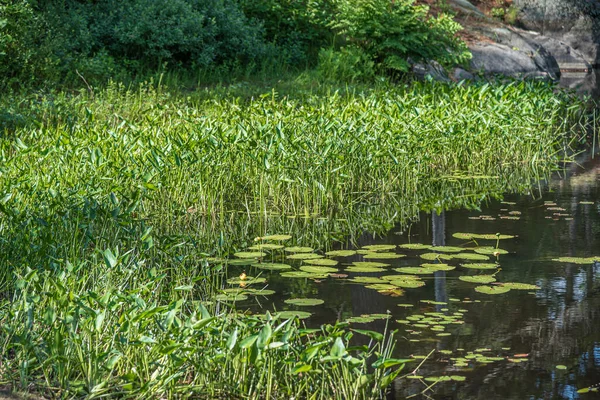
<box><xmin>0</xmin><ymin>0</ymin><xmax>472</xmax><ymax>87</ymax></box>
<box><xmin>333</xmin><ymin>0</ymin><xmax>471</xmax><ymax>72</ymax></box>
<box><xmin>0</xmin><ymin>0</ymin><xmax>55</xmax><ymax>84</ymax></box>
<box><xmin>237</xmin><ymin>0</ymin><xmax>336</xmax><ymax>65</ymax></box>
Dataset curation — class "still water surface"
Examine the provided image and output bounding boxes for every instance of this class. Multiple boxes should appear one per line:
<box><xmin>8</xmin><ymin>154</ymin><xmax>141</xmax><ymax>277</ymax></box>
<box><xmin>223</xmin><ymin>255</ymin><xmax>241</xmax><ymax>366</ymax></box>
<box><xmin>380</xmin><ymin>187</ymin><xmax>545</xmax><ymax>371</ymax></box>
<box><xmin>235</xmin><ymin>154</ymin><xmax>600</xmax><ymax>399</ymax></box>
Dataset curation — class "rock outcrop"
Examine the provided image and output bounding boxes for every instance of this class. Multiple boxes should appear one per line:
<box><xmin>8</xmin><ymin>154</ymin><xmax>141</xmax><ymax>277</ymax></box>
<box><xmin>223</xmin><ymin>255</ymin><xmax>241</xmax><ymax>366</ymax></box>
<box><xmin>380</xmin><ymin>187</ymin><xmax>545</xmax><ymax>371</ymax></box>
<box><xmin>513</xmin><ymin>0</ymin><xmax>600</xmax><ymax>65</ymax></box>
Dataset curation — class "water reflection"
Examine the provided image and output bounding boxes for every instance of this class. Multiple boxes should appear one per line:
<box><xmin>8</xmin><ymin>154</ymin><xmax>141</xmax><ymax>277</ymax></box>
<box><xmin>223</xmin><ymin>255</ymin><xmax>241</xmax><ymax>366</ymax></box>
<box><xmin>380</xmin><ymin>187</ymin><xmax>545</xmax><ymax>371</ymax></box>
<box><xmin>247</xmin><ymin>156</ymin><xmax>600</xmax><ymax>399</ymax></box>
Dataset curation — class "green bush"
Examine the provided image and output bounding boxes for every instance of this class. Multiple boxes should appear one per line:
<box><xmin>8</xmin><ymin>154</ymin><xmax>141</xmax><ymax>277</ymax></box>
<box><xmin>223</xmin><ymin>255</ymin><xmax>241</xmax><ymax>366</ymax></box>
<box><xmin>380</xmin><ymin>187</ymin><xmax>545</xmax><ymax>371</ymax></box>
<box><xmin>43</xmin><ymin>0</ymin><xmax>267</xmax><ymax>68</ymax></box>
<box><xmin>0</xmin><ymin>0</ymin><xmax>55</xmax><ymax>85</ymax></box>
<box><xmin>333</xmin><ymin>0</ymin><xmax>471</xmax><ymax>73</ymax></box>
<box><xmin>238</xmin><ymin>0</ymin><xmax>336</xmax><ymax>65</ymax></box>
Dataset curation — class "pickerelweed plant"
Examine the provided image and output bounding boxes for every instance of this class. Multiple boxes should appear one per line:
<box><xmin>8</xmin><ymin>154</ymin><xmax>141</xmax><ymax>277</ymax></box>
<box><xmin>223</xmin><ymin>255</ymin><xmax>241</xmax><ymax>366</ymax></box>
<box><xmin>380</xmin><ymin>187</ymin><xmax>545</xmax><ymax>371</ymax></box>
<box><xmin>0</xmin><ymin>78</ymin><xmax>596</xmax><ymax>398</ymax></box>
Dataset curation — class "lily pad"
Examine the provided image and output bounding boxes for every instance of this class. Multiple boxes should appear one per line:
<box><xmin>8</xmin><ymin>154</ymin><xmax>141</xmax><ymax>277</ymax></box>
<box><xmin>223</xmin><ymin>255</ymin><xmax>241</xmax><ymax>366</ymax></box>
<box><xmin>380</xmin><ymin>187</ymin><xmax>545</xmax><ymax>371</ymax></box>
<box><xmin>397</xmin><ymin>303</ymin><xmax>414</xmax><ymax>308</ymax></box>
<box><xmin>474</xmin><ymin>285</ymin><xmax>511</xmax><ymax>295</ymax></box>
<box><xmin>245</xmin><ymin>289</ymin><xmax>276</xmax><ymax>296</ymax></box>
<box><xmin>299</xmin><ymin>265</ymin><xmax>338</xmax><ymax>274</ymax></box>
<box><xmin>346</xmin><ymin>266</ymin><xmax>386</xmax><ymax>273</ymax></box>
<box><xmin>248</xmin><ymin>244</ymin><xmax>284</xmax><ymax>250</ymax></box>
<box><xmin>429</xmin><ymin>246</ymin><xmax>464</xmax><ymax>253</ymax></box>
<box><xmin>278</xmin><ymin>310</ymin><xmax>312</xmax><ymax>319</ymax></box>
<box><xmin>280</xmin><ymin>271</ymin><xmax>329</xmax><ymax>279</ymax></box>
<box><xmin>352</xmin><ymin>261</ymin><xmax>390</xmax><ymax>268</ymax></box>
<box><xmin>363</xmin><ymin>252</ymin><xmax>405</xmax><ymax>259</ymax></box>
<box><xmin>215</xmin><ymin>293</ymin><xmax>249</xmax><ymax>302</ymax></box>
<box><xmin>365</xmin><ymin>283</ymin><xmax>398</xmax><ymax>291</ymax></box>
<box><xmin>347</xmin><ymin>316</ymin><xmax>376</xmax><ymax>323</ymax></box>
<box><xmin>349</xmin><ymin>277</ymin><xmax>385</xmax><ymax>284</ymax></box>
<box><xmin>399</xmin><ymin>243</ymin><xmax>430</xmax><ymax>250</ymax></box>
<box><xmin>453</xmin><ymin>233</ymin><xmax>515</xmax><ymax>240</ymax></box>
<box><xmin>284</xmin><ymin>298</ymin><xmax>325</xmax><ymax>306</ymax></box>
<box><xmin>228</xmin><ymin>259</ymin><xmax>257</xmax><ymax>266</ymax></box>
<box><xmin>459</xmin><ymin>275</ymin><xmax>496</xmax><ymax>284</ymax></box>
<box><xmin>421</xmin><ymin>263</ymin><xmax>456</xmax><ymax>271</ymax></box>
<box><xmin>362</xmin><ymin>244</ymin><xmax>396</xmax><ymax>252</ymax></box>
<box><xmin>420</xmin><ymin>253</ymin><xmax>455</xmax><ymax>261</ymax></box>
<box><xmin>303</xmin><ymin>258</ymin><xmax>339</xmax><ymax>266</ymax></box>
<box><xmin>226</xmin><ymin>276</ymin><xmax>267</xmax><ymax>285</ymax></box>
<box><xmin>460</xmin><ymin>263</ymin><xmax>499</xmax><ymax>270</ymax></box>
<box><xmin>556</xmin><ymin>365</ymin><xmax>567</xmax><ymax>370</ymax></box>
<box><xmin>260</xmin><ymin>234</ymin><xmax>292</xmax><ymax>241</ymax></box>
<box><xmin>284</xmin><ymin>246</ymin><xmax>314</xmax><ymax>253</ymax></box>
<box><xmin>234</xmin><ymin>252</ymin><xmax>266</xmax><ymax>259</ymax></box>
<box><xmin>325</xmin><ymin>250</ymin><xmax>357</xmax><ymax>257</ymax></box>
<box><xmin>251</xmin><ymin>263</ymin><xmax>292</xmax><ymax>271</ymax></box>
<box><xmin>287</xmin><ymin>253</ymin><xmax>323</xmax><ymax>260</ymax></box>
<box><xmin>394</xmin><ymin>267</ymin><xmax>436</xmax><ymax>274</ymax></box>
<box><xmin>454</xmin><ymin>253</ymin><xmax>490</xmax><ymax>261</ymax></box>
<box><xmin>501</xmin><ymin>282</ymin><xmax>540</xmax><ymax>290</ymax></box>
<box><xmin>474</xmin><ymin>247</ymin><xmax>508</xmax><ymax>255</ymax></box>
<box><xmin>389</xmin><ymin>279</ymin><xmax>426</xmax><ymax>288</ymax></box>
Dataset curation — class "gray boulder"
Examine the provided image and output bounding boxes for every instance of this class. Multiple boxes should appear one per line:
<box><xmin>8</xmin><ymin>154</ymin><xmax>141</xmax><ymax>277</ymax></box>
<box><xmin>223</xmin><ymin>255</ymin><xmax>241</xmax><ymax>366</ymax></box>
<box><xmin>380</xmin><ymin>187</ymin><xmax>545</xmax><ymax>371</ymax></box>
<box><xmin>470</xmin><ymin>26</ymin><xmax>561</xmax><ymax>79</ymax></box>
<box><xmin>411</xmin><ymin>60</ymin><xmax>451</xmax><ymax>82</ymax></box>
<box><xmin>448</xmin><ymin>0</ymin><xmax>486</xmax><ymax>18</ymax></box>
<box><xmin>470</xmin><ymin>42</ymin><xmax>551</xmax><ymax>77</ymax></box>
<box><xmin>513</xmin><ymin>0</ymin><xmax>600</xmax><ymax>64</ymax></box>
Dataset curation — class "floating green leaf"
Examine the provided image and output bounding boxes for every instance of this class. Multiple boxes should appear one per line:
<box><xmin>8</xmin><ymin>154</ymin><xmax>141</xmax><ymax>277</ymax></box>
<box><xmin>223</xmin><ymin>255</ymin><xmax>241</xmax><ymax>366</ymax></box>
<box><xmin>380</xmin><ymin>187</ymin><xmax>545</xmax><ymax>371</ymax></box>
<box><xmin>252</xmin><ymin>263</ymin><xmax>292</xmax><ymax>271</ymax></box>
<box><xmin>420</xmin><ymin>253</ymin><xmax>454</xmax><ymax>261</ymax></box>
<box><xmin>556</xmin><ymin>365</ymin><xmax>567</xmax><ymax>370</ymax></box>
<box><xmin>399</xmin><ymin>243</ymin><xmax>431</xmax><ymax>250</ymax></box>
<box><xmin>363</xmin><ymin>252</ymin><xmax>405</xmax><ymax>259</ymax></box>
<box><xmin>280</xmin><ymin>271</ymin><xmax>329</xmax><ymax>279</ymax></box>
<box><xmin>394</xmin><ymin>267</ymin><xmax>436</xmax><ymax>274</ymax></box>
<box><xmin>364</xmin><ymin>283</ymin><xmax>398</xmax><ymax>291</ymax></box>
<box><xmin>278</xmin><ymin>311</ymin><xmax>312</xmax><ymax>319</ymax></box>
<box><xmin>284</xmin><ymin>246</ymin><xmax>314</xmax><ymax>253</ymax></box>
<box><xmin>429</xmin><ymin>246</ymin><xmax>464</xmax><ymax>253</ymax></box>
<box><xmin>474</xmin><ymin>285</ymin><xmax>511</xmax><ymax>295</ymax></box>
<box><xmin>388</xmin><ymin>279</ymin><xmax>426</xmax><ymax>288</ymax></box>
<box><xmin>325</xmin><ymin>250</ymin><xmax>357</xmax><ymax>257</ymax></box>
<box><xmin>303</xmin><ymin>258</ymin><xmax>339</xmax><ymax>266</ymax></box>
<box><xmin>474</xmin><ymin>247</ymin><xmax>508</xmax><ymax>255</ymax></box>
<box><xmin>284</xmin><ymin>298</ymin><xmax>325</xmax><ymax>306</ymax></box>
<box><xmin>352</xmin><ymin>261</ymin><xmax>390</xmax><ymax>268</ymax></box>
<box><xmin>454</xmin><ymin>253</ymin><xmax>490</xmax><ymax>261</ymax></box>
<box><xmin>501</xmin><ymin>282</ymin><xmax>540</xmax><ymax>290</ymax></box>
<box><xmin>300</xmin><ymin>265</ymin><xmax>338</xmax><ymax>274</ymax></box>
<box><xmin>287</xmin><ymin>253</ymin><xmax>323</xmax><ymax>260</ymax></box>
<box><xmin>453</xmin><ymin>233</ymin><xmax>515</xmax><ymax>240</ymax></box>
<box><xmin>362</xmin><ymin>244</ymin><xmax>396</xmax><ymax>252</ymax></box>
<box><xmin>215</xmin><ymin>293</ymin><xmax>249</xmax><ymax>302</ymax></box>
<box><xmin>421</xmin><ymin>263</ymin><xmax>455</xmax><ymax>271</ymax></box>
<box><xmin>260</xmin><ymin>234</ymin><xmax>292</xmax><ymax>241</ymax></box>
<box><xmin>346</xmin><ymin>266</ymin><xmax>386</xmax><ymax>273</ymax></box>
<box><xmin>349</xmin><ymin>276</ymin><xmax>385</xmax><ymax>284</ymax></box>
<box><xmin>460</xmin><ymin>263</ymin><xmax>499</xmax><ymax>270</ymax></box>
<box><xmin>248</xmin><ymin>244</ymin><xmax>284</xmax><ymax>250</ymax></box>
<box><xmin>234</xmin><ymin>251</ymin><xmax>266</xmax><ymax>259</ymax></box>
<box><xmin>227</xmin><ymin>276</ymin><xmax>267</xmax><ymax>285</ymax></box>
<box><xmin>459</xmin><ymin>275</ymin><xmax>496</xmax><ymax>284</ymax></box>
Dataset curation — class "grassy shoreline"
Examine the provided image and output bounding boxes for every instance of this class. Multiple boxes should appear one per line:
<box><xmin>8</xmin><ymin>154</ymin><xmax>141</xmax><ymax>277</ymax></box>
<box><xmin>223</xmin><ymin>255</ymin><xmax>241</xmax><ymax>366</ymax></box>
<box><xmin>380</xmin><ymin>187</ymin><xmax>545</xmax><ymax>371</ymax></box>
<box><xmin>0</xmin><ymin>78</ymin><xmax>596</xmax><ymax>398</ymax></box>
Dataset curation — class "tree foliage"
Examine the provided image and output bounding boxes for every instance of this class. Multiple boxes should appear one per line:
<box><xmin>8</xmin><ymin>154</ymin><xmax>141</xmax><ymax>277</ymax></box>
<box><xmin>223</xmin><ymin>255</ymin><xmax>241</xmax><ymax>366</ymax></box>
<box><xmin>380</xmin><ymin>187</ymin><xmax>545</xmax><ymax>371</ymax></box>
<box><xmin>0</xmin><ymin>0</ymin><xmax>471</xmax><ymax>87</ymax></box>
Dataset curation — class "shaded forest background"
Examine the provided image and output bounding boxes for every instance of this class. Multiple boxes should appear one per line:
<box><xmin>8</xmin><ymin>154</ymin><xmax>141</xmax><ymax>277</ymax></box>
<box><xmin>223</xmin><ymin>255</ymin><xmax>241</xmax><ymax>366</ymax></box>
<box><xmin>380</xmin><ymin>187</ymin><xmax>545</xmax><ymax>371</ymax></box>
<box><xmin>0</xmin><ymin>0</ymin><xmax>471</xmax><ymax>88</ymax></box>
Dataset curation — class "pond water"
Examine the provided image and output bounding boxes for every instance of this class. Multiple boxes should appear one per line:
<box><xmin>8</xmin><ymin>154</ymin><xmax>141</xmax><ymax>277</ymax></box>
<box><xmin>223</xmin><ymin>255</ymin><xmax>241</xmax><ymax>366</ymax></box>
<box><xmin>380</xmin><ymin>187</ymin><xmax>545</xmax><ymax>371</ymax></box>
<box><xmin>221</xmin><ymin>153</ymin><xmax>600</xmax><ymax>399</ymax></box>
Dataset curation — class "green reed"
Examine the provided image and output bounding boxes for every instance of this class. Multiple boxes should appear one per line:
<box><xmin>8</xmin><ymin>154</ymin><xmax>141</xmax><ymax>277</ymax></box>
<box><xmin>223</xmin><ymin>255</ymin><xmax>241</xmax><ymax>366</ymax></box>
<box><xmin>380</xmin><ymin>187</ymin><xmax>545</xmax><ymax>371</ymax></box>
<box><xmin>0</xmin><ymin>77</ymin><xmax>595</xmax><ymax>398</ymax></box>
